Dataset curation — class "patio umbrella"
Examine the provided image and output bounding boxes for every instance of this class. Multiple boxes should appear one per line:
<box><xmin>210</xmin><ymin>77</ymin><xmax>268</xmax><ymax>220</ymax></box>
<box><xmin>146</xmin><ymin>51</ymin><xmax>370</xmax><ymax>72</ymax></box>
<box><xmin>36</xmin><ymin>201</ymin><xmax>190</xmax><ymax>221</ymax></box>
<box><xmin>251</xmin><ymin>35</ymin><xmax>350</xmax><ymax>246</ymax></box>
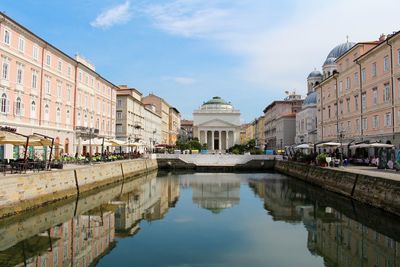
<box><xmin>27</xmin><ymin>135</ymin><xmax>53</xmax><ymax>146</ymax></box>
<box><xmin>295</xmin><ymin>144</ymin><xmax>312</xmax><ymax>149</ymax></box>
<box><xmin>109</xmin><ymin>139</ymin><xmax>125</xmax><ymax>146</ymax></box>
<box><xmin>0</xmin><ymin>131</ymin><xmax>27</xmax><ymax>145</ymax></box>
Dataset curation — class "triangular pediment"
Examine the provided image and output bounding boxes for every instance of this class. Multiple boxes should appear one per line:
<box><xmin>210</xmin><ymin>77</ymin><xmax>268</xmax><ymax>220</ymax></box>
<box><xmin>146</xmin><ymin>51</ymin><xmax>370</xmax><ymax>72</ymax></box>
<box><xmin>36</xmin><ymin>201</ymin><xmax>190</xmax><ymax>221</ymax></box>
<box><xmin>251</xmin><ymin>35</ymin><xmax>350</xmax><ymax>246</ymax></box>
<box><xmin>198</xmin><ymin>118</ymin><xmax>238</xmax><ymax>127</ymax></box>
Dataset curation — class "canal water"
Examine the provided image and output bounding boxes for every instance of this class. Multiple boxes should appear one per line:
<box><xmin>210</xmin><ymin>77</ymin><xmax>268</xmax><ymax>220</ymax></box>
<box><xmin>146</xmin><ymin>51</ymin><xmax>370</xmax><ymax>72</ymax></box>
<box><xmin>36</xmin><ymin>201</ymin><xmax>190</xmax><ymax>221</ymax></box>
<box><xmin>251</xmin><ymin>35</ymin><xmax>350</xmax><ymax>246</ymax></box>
<box><xmin>0</xmin><ymin>172</ymin><xmax>399</xmax><ymax>267</ymax></box>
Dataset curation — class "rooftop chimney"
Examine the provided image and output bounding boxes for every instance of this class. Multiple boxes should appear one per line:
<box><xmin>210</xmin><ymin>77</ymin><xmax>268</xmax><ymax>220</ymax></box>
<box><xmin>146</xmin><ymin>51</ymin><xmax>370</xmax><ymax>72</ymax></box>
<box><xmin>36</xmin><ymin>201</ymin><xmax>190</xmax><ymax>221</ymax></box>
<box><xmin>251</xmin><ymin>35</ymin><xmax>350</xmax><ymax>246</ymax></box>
<box><xmin>379</xmin><ymin>34</ymin><xmax>386</xmax><ymax>42</ymax></box>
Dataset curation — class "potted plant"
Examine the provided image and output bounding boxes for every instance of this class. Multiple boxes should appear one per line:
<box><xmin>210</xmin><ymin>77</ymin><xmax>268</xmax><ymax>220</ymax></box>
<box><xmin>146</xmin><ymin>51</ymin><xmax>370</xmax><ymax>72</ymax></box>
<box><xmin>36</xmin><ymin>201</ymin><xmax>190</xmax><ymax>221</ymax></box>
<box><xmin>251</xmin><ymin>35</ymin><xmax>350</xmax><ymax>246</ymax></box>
<box><xmin>317</xmin><ymin>153</ymin><xmax>328</xmax><ymax>167</ymax></box>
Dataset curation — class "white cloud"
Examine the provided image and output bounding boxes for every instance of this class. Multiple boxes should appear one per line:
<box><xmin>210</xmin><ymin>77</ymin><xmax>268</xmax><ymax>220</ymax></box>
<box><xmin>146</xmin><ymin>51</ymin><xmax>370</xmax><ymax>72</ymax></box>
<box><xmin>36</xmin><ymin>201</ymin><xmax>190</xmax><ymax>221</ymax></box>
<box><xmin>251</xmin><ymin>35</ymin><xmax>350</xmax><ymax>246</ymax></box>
<box><xmin>91</xmin><ymin>1</ymin><xmax>132</xmax><ymax>29</ymax></box>
<box><xmin>142</xmin><ymin>0</ymin><xmax>400</xmax><ymax>95</ymax></box>
<box><xmin>163</xmin><ymin>76</ymin><xmax>196</xmax><ymax>85</ymax></box>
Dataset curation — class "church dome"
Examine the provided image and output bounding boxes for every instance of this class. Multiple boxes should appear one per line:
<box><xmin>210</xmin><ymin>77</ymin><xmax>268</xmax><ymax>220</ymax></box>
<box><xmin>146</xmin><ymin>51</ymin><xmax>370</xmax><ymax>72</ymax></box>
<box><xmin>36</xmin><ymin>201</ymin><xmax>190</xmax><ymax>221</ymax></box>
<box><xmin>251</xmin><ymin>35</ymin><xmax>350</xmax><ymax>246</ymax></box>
<box><xmin>303</xmin><ymin>91</ymin><xmax>317</xmax><ymax>106</ymax></box>
<box><xmin>323</xmin><ymin>42</ymin><xmax>356</xmax><ymax>66</ymax></box>
<box><xmin>201</xmin><ymin>96</ymin><xmax>233</xmax><ymax>110</ymax></box>
<box><xmin>307</xmin><ymin>70</ymin><xmax>322</xmax><ymax>78</ymax></box>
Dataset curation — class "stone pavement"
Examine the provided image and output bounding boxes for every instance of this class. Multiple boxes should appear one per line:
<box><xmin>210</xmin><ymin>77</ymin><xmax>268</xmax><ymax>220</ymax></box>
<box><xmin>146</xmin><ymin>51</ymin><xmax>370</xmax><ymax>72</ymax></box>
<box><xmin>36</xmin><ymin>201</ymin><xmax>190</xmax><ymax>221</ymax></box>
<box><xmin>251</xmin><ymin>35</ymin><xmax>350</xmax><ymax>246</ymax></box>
<box><xmin>328</xmin><ymin>165</ymin><xmax>400</xmax><ymax>182</ymax></box>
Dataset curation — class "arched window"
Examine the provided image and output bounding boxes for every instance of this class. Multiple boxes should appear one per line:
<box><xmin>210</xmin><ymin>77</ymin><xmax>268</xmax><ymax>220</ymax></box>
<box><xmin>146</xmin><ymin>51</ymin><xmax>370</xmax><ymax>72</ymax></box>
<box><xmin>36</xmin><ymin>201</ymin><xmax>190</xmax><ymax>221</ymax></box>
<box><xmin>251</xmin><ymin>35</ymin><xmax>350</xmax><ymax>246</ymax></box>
<box><xmin>1</xmin><ymin>93</ymin><xmax>8</xmax><ymax>113</ymax></box>
<box><xmin>15</xmin><ymin>97</ymin><xmax>22</xmax><ymax>115</ymax></box>
<box><xmin>44</xmin><ymin>104</ymin><xmax>49</xmax><ymax>121</ymax></box>
<box><xmin>31</xmin><ymin>101</ymin><xmax>36</xmax><ymax>118</ymax></box>
<box><xmin>56</xmin><ymin>107</ymin><xmax>61</xmax><ymax>123</ymax></box>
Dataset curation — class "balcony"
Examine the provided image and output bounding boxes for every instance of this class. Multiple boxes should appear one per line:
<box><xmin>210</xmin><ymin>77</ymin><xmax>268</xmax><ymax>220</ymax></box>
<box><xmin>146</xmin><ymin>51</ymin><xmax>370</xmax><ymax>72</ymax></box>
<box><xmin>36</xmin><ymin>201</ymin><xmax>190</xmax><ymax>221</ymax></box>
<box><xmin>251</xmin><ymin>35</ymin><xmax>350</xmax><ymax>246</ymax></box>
<box><xmin>75</xmin><ymin>126</ymin><xmax>99</xmax><ymax>135</ymax></box>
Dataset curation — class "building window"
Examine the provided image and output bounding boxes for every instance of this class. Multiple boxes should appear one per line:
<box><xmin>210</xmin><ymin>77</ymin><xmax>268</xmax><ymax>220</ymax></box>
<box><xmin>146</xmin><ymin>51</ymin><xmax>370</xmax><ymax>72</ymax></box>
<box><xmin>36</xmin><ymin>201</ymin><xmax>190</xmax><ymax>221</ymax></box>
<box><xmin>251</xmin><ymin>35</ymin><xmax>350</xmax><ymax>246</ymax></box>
<box><xmin>46</xmin><ymin>53</ymin><xmax>51</xmax><ymax>66</ymax></box>
<box><xmin>338</xmin><ymin>81</ymin><xmax>343</xmax><ymax>94</ymax></box>
<box><xmin>361</xmin><ymin>93</ymin><xmax>366</xmax><ymax>111</ymax></box>
<box><xmin>57</xmin><ymin>59</ymin><xmax>62</xmax><ymax>72</ymax></box>
<box><xmin>31</xmin><ymin>70</ymin><xmax>38</xmax><ymax>89</ymax></box>
<box><xmin>1</xmin><ymin>94</ymin><xmax>9</xmax><ymax>113</ymax></box>
<box><xmin>15</xmin><ymin>97</ymin><xmax>22</xmax><ymax>115</ymax></box>
<box><xmin>116</xmin><ymin>124</ymin><xmax>122</xmax><ymax>133</ymax></box>
<box><xmin>31</xmin><ymin>101</ymin><xmax>36</xmax><ymax>118</ymax></box>
<box><xmin>56</xmin><ymin>81</ymin><xmax>62</xmax><ymax>99</ymax></box>
<box><xmin>56</xmin><ymin>107</ymin><xmax>61</xmax><ymax>123</ymax></box>
<box><xmin>373</xmin><ymin>115</ymin><xmax>379</xmax><ymax>129</ymax></box>
<box><xmin>66</xmin><ymin>109</ymin><xmax>70</xmax><ymax>124</ymax></box>
<box><xmin>361</xmin><ymin>68</ymin><xmax>366</xmax><ymax>82</ymax></box>
<box><xmin>372</xmin><ymin>88</ymin><xmax>378</xmax><ymax>105</ymax></box>
<box><xmin>356</xmin><ymin>118</ymin><xmax>360</xmax><ymax>131</ymax></box>
<box><xmin>346</xmin><ymin>98</ymin><xmax>350</xmax><ymax>112</ymax></box>
<box><xmin>117</xmin><ymin>99</ymin><xmax>122</xmax><ymax>108</ymax></box>
<box><xmin>347</xmin><ymin>120</ymin><xmax>351</xmax><ymax>132</ymax></box>
<box><xmin>384</xmin><ymin>83</ymin><xmax>390</xmax><ymax>103</ymax></box>
<box><xmin>384</xmin><ymin>56</ymin><xmax>389</xmax><ymax>72</ymax></box>
<box><xmin>45</xmin><ymin>78</ymin><xmax>51</xmax><ymax>95</ymax></box>
<box><xmin>385</xmin><ymin>112</ymin><xmax>392</xmax><ymax>127</ymax></box>
<box><xmin>66</xmin><ymin>85</ymin><xmax>71</xmax><ymax>101</ymax></box>
<box><xmin>78</xmin><ymin>71</ymin><xmax>82</xmax><ymax>82</ymax></box>
<box><xmin>346</xmin><ymin>77</ymin><xmax>350</xmax><ymax>91</ymax></box>
<box><xmin>2</xmin><ymin>60</ymin><xmax>9</xmax><ymax>80</ymax></box>
<box><xmin>362</xmin><ymin>117</ymin><xmax>368</xmax><ymax>130</ymax></box>
<box><xmin>18</xmin><ymin>36</ymin><xmax>25</xmax><ymax>52</ymax></box>
<box><xmin>44</xmin><ymin>104</ymin><xmax>49</xmax><ymax>121</ymax></box>
<box><xmin>3</xmin><ymin>28</ymin><xmax>11</xmax><ymax>45</ymax></box>
<box><xmin>328</xmin><ymin>106</ymin><xmax>331</xmax><ymax>118</ymax></box>
<box><xmin>67</xmin><ymin>65</ymin><xmax>72</xmax><ymax>78</ymax></box>
<box><xmin>371</xmin><ymin>62</ymin><xmax>377</xmax><ymax>77</ymax></box>
<box><xmin>16</xmin><ymin>64</ymin><xmax>23</xmax><ymax>85</ymax></box>
<box><xmin>32</xmin><ymin>45</ymin><xmax>39</xmax><ymax>60</ymax></box>
<box><xmin>116</xmin><ymin>111</ymin><xmax>122</xmax><ymax>119</ymax></box>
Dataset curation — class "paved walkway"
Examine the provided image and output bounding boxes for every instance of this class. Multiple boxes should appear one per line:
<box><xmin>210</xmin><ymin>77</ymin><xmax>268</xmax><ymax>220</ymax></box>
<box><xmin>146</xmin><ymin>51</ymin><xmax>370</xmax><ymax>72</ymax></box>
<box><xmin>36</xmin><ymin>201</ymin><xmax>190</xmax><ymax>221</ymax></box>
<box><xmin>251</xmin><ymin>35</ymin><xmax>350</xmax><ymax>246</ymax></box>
<box><xmin>327</xmin><ymin>165</ymin><xmax>400</xmax><ymax>182</ymax></box>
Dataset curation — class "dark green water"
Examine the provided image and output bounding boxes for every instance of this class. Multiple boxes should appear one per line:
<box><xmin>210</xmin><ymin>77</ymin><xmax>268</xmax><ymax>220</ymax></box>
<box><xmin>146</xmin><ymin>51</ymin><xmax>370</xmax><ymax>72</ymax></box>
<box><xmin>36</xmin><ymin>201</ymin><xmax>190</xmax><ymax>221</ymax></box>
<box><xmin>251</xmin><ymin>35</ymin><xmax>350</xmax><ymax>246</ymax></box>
<box><xmin>0</xmin><ymin>172</ymin><xmax>399</xmax><ymax>267</ymax></box>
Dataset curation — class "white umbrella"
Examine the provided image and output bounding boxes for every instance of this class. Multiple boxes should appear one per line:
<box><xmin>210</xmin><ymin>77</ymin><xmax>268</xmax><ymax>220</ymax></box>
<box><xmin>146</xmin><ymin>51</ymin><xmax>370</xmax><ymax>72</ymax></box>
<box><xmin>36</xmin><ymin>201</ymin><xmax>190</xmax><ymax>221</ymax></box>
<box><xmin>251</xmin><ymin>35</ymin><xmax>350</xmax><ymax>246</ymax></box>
<box><xmin>316</xmin><ymin>142</ymin><xmax>341</xmax><ymax>148</ymax></box>
<box><xmin>296</xmin><ymin>144</ymin><xmax>311</xmax><ymax>149</ymax></box>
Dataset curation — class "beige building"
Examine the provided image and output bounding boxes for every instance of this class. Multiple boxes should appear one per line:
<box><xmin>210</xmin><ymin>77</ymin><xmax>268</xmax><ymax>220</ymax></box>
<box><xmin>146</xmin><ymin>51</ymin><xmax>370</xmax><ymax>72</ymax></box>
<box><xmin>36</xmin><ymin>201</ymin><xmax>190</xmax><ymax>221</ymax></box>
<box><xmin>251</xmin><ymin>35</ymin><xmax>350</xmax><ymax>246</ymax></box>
<box><xmin>316</xmin><ymin>32</ymin><xmax>400</xmax><ymax>146</ymax></box>
<box><xmin>143</xmin><ymin>104</ymin><xmax>161</xmax><ymax>151</ymax></box>
<box><xmin>169</xmin><ymin>107</ymin><xmax>181</xmax><ymax>145</ymax></box>
<box><xmin>264</xmin><ymin>92</ymin><xmax>303</xmax><ymax>150</ymax></box>
<box><xmin>115</xmin><ymin>85</ymin><xmax>144</xmax><ymax>148</ymax></box>
<box><xmin>245</xmin><ymin>123</ymin><xmax>255</xmax><ymax>143</ymax></box>
<box><xmin>254</xmin><ymin>115</ymin><xmax>265</xmax><ymax>149</ymax></box>
<box><xmin>142</xmin><ymin>94</ymin><xmax>169</xmax><ymax>144</ymax></box>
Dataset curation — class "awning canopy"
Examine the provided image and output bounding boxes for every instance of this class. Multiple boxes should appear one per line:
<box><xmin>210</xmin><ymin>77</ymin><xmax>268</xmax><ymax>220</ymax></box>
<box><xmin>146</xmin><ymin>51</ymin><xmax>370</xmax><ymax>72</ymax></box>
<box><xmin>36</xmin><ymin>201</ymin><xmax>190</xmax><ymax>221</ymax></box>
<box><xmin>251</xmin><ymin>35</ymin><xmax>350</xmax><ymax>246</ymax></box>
<box><xmin>295</xmin><ymin>144</ymin><xmax>313</xmax><ymax>149</ymax></box>
<box><xmin>0</xmin><ymin>131</ymin><xmax>26</xmax><ymax>145</ymax></box>
<box><xmin>350</xmin><ymin>142</ymin><xmax>395</xmax><ymax>149</ymax></box>
<box><xmin>316</xmin><ymin>142</ymin><xmax>341</xmax><ymax>148</ymax></box>
<box><xmin>81</xmin><ymin>138</ymin><xmax>112</xmax><ymax>147</ymax></box>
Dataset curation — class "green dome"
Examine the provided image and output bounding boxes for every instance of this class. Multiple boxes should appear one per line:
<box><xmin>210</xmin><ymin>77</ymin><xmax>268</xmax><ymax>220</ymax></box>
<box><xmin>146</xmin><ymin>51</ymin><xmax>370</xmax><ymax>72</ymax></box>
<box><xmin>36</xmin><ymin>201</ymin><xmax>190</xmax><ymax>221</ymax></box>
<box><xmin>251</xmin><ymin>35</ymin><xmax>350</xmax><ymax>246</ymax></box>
<box><xmin>203</xmin><ymin>96</ymin><xmax>230</xmax><ymax>105</ymax></box>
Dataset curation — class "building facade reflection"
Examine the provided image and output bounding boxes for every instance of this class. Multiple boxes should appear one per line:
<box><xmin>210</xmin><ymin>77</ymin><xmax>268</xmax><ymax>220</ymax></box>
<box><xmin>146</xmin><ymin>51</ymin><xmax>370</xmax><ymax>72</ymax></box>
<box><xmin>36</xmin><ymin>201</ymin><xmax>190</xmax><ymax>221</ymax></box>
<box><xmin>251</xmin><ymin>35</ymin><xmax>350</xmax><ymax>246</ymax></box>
<box><xmin>0</xmin><ymin>172</ymin><xmax>181</xmax><ymax>266</ymax></box>
<box><xmin>182</xmin><ymin>174</ymin><xmax>240</xmax><ymax>213</ymax></box>
<box><xmin>249</xmin><ymin>178</ymin><xmax>400</xmax><ymax>267</ymax></box>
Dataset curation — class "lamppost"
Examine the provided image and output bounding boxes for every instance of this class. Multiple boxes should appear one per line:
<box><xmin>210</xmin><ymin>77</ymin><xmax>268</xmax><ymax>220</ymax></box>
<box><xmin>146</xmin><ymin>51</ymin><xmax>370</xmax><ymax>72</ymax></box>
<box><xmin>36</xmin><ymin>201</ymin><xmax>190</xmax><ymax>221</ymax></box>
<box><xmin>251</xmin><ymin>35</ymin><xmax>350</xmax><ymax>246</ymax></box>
<box><xmin>339</xmin><ymin>130</ymin><xmax>345</xmax><ymax>166</ymax></box>
<box><xmin>152</xmin><ymin>129</ymin><xmax>156</xmax><ymax>153</ymax></box>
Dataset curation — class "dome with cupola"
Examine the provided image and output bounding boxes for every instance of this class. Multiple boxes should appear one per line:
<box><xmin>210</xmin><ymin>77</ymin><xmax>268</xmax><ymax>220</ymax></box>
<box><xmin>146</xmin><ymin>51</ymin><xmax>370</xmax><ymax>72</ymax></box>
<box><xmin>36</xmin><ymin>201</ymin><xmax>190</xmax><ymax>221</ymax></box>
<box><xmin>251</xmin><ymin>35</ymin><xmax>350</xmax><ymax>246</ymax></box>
<box><xmin>201</xmin><ymin>96</ymin><xmax>233</xmax><ymax>110</ymax></box>
<box><xmin>323</xmin><ymin>42</ymin><xmax>356</xmax><ymax>66</ymax></box>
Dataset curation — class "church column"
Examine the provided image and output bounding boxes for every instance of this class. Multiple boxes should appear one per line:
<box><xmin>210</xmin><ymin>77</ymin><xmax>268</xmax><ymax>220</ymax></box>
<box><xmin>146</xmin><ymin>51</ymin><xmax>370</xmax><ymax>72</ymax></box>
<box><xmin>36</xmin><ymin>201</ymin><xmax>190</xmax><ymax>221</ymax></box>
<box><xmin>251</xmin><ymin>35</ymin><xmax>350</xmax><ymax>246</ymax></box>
<box><xmin>212</xmin><ymin>131</ymin><xmax>214</xmax><ymax>151</ymax></box>
<box><xmin>219</xmin><ymin>130</ymin><xmax>222</xmax><ymax>151</ymax></box>
<box><xmin>225</xmin><ymin>131</ymin><xmax>229</xmax><ymax>150</ymax></box>
<box><xmin>204</xmin><ymin>130</ymin><xmax>207</xmax><ymax>148</ymax></box>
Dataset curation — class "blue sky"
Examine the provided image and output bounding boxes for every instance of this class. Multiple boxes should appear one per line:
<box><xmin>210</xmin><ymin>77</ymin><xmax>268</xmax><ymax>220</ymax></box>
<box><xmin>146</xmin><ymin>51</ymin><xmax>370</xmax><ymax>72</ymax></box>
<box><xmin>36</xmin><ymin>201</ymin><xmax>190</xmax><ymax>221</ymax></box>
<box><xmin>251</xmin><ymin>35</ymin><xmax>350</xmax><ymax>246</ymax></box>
<box><xmin>2</xmin><ymin>0</ymin><xmax>399</xmax><ymax>121</ymax></box>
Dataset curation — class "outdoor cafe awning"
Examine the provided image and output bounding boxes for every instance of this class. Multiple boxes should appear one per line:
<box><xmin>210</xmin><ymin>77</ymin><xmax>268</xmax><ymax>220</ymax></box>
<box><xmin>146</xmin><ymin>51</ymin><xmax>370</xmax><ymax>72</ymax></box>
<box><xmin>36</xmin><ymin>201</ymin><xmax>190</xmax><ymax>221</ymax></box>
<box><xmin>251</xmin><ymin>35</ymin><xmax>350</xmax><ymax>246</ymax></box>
<box><xmin>81</xmin><ymin>138</ymin><xmax>112</xmax><ymax>147</ymax></box>
<box><xmin>349</xmin><ymin>142</ymin><xmax>395</xmax><ymax>149</ymax></box>
<box><xmin>0</xmin><ymin>132</ymin><xmax>53</xmax><ymax>147</ymax></box>
<box><xmin>316</xmin><ymin>142</ymin><xmax>341</xmax><ymax>148</ymax></box>
<box><xmin>295</xmin><ymin>144</ymin><xmax>313</xmax><ymax>149</ymax></box>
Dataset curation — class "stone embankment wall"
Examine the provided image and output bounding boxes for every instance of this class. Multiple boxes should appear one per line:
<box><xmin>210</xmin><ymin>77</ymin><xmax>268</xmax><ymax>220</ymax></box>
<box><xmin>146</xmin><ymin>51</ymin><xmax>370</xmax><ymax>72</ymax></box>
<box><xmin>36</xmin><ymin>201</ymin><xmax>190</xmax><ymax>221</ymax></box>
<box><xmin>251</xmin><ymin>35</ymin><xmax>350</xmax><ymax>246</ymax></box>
<box><xmin>156</xmin><ymin>154</ymin><xmax>276</xmax><ymax>171</ymax></box>
<box><xmin>0</xmin><ymin>159</ymin><xmax>157</xmax><ymax>218</ymax></box>
<box><xmin>275</xmin><ymin>160</ymin><xmax>400</xmax><ymax>217</ymax></box>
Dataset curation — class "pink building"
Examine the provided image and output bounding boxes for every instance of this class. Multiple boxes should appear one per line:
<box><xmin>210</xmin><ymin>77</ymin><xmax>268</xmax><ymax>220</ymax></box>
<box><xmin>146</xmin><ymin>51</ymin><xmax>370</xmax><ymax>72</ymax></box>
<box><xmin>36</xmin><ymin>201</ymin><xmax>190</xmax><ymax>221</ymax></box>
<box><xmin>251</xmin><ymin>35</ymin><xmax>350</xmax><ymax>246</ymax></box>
<box><xmin>0</xmin><ymin>12</ymin><xmax>117</xmax><ymax>158</ymax></box>
<box><xmin>316</xmin><ymin>31</ymin><xmax>400</xmax><ymax>146</ymax></box>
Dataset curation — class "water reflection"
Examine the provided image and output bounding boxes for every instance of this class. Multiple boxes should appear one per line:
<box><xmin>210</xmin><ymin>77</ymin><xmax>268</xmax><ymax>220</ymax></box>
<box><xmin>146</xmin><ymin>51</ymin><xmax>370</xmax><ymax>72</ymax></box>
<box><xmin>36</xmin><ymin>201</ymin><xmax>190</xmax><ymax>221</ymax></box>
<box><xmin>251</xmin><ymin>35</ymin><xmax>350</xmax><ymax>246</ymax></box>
<box><xmin>0</xmin><ymin>171</ymin><xmax>181</xmax><ymax>267</ymax></box>
<box><xmin>249</xmin><ymin>176</ymin><xmax>400</xmax><ymax>267</ymax></box>
<box><xmin>182</xmin><ymin>174</ymin><xmax>240</xmax><ymax>213</ymax></box>
<box><xmin>1</xmin><ymin>172</ymin><xmax>400</xmax><ymax>267</ymax></box>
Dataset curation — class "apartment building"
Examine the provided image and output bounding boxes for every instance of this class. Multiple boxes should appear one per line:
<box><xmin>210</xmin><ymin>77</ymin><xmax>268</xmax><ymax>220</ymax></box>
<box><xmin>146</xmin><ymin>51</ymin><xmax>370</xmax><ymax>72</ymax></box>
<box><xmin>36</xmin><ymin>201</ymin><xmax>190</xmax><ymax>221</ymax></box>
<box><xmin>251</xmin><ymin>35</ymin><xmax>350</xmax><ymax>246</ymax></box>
<box><xmin>0</xmin><ymin>12</ymin><xmax>117</xmax><ymax>158</ymax></box>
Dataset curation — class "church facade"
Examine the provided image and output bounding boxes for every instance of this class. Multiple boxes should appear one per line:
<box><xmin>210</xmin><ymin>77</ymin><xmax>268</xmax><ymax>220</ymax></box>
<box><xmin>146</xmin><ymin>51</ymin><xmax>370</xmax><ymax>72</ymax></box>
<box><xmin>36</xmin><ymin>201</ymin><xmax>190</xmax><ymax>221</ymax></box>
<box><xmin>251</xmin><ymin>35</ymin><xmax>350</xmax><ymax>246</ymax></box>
<box><xmin>193</xmin><ymin>97</ymin><xmax>241</xmax><ymax>152</ymax></box>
